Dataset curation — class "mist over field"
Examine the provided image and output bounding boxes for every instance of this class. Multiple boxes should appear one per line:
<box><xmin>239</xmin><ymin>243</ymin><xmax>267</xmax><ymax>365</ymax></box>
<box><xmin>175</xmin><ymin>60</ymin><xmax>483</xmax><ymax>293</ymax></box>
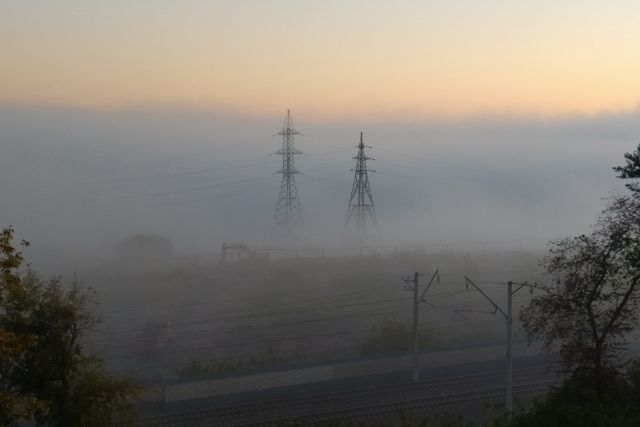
<box><xmin>6</xmin><ymin>1</ymin><xmax>640</xmax><ymax>424</ymax></box>
<box><xmin>1</xmin><ymin>103</ymin><xmax>638</xmax><ymax>383</ymax></box>
<box><xmin>1</xmin><ymin>104</ymin><xmax>637</xmax><ymax>274</ymax></box>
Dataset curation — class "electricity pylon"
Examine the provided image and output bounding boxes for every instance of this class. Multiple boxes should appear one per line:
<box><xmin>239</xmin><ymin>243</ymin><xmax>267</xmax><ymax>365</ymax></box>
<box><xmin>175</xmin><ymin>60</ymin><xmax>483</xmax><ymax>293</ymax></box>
<box><xmin>273</xmin><ymin>110</ymin><xmax>303</xmax><ymax>237</ymax></box>
<box><xmin>345</xmin><ymin>132</ymin><xmax>377</xmax><ymax>237</ymax></box>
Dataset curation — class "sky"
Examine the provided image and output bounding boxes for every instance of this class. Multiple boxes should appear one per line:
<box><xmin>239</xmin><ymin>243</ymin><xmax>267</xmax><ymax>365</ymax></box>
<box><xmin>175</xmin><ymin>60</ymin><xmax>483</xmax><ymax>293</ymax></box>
<box><xmin>2</xmin><ymin>1</ymin><xmax>640</xmax><ymax>120</ymax></box>
<box><xmin>1</xmin><ymin>2</ymin><xmax>640</xmax><ymax>270</ymax></box>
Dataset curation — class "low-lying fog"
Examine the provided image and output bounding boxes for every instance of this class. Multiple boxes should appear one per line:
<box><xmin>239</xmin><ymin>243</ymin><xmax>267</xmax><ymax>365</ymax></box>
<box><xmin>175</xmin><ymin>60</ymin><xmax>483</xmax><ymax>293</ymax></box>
<box><xmin>2</xmin><ymin>105</ymin><xmax>636</xmax><ymax>274</ymax></box>
<box><xmin>2</xmin><ymin>104</ymin><xmax>637</xmax><ymax>381</ymax></box>
<box><xmin>85</xmin><ymin>250</ymin><xmax>543</xmax><ymax>380</ymax></box>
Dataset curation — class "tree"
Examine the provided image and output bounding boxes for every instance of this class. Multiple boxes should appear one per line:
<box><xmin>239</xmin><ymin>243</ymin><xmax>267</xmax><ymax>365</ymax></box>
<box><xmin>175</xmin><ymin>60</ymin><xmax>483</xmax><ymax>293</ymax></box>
<box><xmin>0</xmin><ymin>226</ymin><xmax>139</xmax><ymax>426</ymax></box>
<box><xmin>508</xmin><ymin>360</ymin><xmax>640</xmax><ymax>427</ymax></box>
<box><xmin>613</xmin><ymin>143</ymin><xmax>640</xmax><ymax>194</ymax></box>
<box><xmin>0</xmin><ymin>226</ymin><xmax>45</xmax><ymax>425</ymax></box>
<box><xmin>521</xmin><ymin>195</ymin><xmax>640</xmax><ymax>396</ymax></box>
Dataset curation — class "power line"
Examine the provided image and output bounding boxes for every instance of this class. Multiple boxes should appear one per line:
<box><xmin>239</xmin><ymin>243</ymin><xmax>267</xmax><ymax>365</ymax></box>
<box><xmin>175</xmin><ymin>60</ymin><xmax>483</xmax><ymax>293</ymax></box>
<box><xmin>101</xmin><ymin>158</ymin><xmax>277</xmax><ymax>185</ymax></box>
<box><xmin>91</xmin><ymin>293</ymin><xmax>412</xmax><ymax>342</ymax></box>
<box><xmin>87</xmin><ymin>296</ymin><xmax>413</xmax><ymax>339</ymax></box>
<box><xmin>23</xmin><ymin>173</ymin><xmax>277</xmax><ymax>208</ymax></box>
<box><xmin>102</xmin><ymin>314</ymin><xmax>520</xmax><ymax>371</ymax></box>
<box><xmin>103</xmin><ymin>329</ymin><xmax>373</xmax><ymax>370</ymax></box>
<box><xmin>93</xmin><ymin>286</ymin><xmax>529</xmax><ymax>343</ymax></box>
<box><xmin>96</xmin><ymin>286</ymin><xmax>404</xmax><ymax>319</ymax></box>
<box><xmin>92</xmin><ymin>305</ymin><xmax>412</xmax><ymax>351</ymax></box>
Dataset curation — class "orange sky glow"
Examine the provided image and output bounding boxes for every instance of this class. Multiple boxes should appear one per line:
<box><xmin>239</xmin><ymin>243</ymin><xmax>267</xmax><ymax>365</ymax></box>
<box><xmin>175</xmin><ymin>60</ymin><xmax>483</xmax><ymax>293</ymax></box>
<box><xmin>2</xmin><ymin>1</ymin><xmax>640</xmax><ymax>121</ymax></box>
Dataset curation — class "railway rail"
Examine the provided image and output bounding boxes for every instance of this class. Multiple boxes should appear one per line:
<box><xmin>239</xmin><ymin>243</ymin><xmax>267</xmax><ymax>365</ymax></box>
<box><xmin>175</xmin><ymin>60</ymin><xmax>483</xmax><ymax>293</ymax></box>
<box><xmin>141</xmin><ymin>365</ymin><xmax>561</xmax><ymax>426</ymax></box>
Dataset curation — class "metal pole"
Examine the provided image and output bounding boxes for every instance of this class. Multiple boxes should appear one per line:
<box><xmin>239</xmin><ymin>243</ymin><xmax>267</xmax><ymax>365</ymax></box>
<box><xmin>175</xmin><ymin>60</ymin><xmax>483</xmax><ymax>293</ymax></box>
<box><xmin>463</xmin><ymin>276</ymin><xmax>535</xmax><ymax>416</ymax></box>
<box><xmin>413</xmin><ymin>272</ymin><xmax>420</xmax><ymax>382</ymax></box>
<box><xmin>506</xmin><ymin>280</ymin><xmax>513</xmax><ymax>415</ymax></box>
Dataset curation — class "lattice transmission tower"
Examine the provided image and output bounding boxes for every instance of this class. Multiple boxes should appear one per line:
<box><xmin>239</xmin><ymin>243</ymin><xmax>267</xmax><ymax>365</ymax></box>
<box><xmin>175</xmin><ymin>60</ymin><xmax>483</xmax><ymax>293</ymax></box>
<box><xmin>346</xmin><ymin>132</ymin><xmax>378</xmax><ymax>236</ymax></box>
<box><xmin>273</xmin><ymin>110</ymin><xmax>303</xmax><ymax>236</ymax></box>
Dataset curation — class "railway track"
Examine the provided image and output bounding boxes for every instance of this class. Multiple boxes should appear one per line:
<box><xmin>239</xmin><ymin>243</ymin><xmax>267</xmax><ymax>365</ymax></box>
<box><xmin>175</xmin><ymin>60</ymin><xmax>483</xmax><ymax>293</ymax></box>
<box><xmin>141</xmin><ymin>365</ymin><xmax>560</xmax><ymax>427</ymax></box>
<box><xmin>240</xmin><ymin>381</ymin><xmax>556</xmax><ymax>427</ymax></box>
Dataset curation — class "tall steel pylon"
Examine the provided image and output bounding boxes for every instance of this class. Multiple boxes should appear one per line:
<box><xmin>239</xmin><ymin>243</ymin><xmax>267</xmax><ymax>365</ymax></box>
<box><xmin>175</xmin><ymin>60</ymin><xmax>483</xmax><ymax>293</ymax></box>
<box><xmin>273</xmin><ymin>110</ymin><xmax>303</xmax><ymax>236</ymax></box>
<box><xmin>346</xmin><ymin>131</ymin><xmax>377</xmax><ymax>235</ymax></box>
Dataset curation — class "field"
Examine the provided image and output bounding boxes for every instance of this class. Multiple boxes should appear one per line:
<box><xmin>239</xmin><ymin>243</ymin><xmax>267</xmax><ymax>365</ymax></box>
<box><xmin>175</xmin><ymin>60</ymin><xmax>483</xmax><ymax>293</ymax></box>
<box><xmin>78</xmin><ymin>247</ymin><xmax>544</xmax><ymax>383</ymax></box>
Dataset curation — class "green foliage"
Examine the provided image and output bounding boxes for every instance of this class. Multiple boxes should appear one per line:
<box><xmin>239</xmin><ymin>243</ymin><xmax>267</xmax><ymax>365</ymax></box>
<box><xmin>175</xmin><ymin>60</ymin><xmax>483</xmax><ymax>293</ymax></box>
<box><xmin>613</xmin><ymin>143</ymin><xmax>640</xmax><ymax>194</ymax></box>
<box><xmin>360</xmin><ymin>318</ymin><xmax>431</xmax><ymax>355</ymax></box>
<box><xmin>57</xmin><ymin>366</ymin><xmax>138</xmax><ymax>427</ymax></box>
<box><xmin>510</xmin><ymin>361</ymin><xmax>640</xmax><ymax>427</ymax></box>
<box><xmin>510</xmin><ymin>151</ymin><xmax>640</xmax><ymax>426</ymax></box>
<box><xmin>0</xmin><ymin>226</ymin><xmax>45</xmax><ymax>426</ymax></box>
<box><xmin>0</xmin><ymin>226</ymin><xmax>139</xmax><ymax>426</ymax></box>
<box><xmin>520</xmin><ymin>195</ymin><xmax>640</xmax><ymax>393</ymax></box>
